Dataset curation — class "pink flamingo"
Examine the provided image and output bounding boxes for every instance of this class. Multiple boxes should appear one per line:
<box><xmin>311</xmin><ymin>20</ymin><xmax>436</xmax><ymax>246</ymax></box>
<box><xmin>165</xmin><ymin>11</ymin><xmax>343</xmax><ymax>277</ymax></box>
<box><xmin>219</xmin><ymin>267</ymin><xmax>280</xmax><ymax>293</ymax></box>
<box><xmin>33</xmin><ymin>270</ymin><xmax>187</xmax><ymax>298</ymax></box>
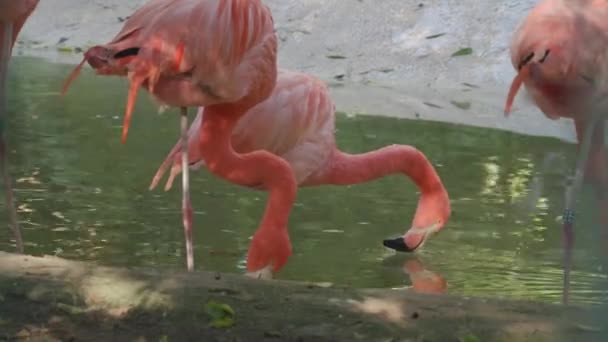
<box><xmin>0</xmin><ymin>0</ymin><xmax>39</xmax><ymax>253</ymax></box>
<box><xmin>149</xmin><ymin>69</ymin><xmax>451</xmax><ymax>277</ymax></box>
<box><xmin>504</xmin><ymin>0</ymin><xmax>608</xmax><ymax>303</ymax></box>
<box><xmin>62</xmin><ymin>0</ymin><xmax>285</xmax><ymax>275</ymax></box>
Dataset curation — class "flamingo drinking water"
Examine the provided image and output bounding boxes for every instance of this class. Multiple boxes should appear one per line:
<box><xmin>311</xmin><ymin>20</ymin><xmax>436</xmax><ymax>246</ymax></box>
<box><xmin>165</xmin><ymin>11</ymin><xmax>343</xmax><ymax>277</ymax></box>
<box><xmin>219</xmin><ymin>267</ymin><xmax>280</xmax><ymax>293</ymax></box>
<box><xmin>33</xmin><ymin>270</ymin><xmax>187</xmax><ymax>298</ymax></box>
<box><xmin>62</xmin><ymin>0</ymin><xmax>451</xmax><ymax>278</ymax></box>
<box><xmin>150</xmin><ymin>69</ymin><xmax>451</xmax><ymax>277</ymax></box>
<box><xmin>0</xmin><ymin>0</ymin><xmax>39</xmax><ymax>253</ymax></box>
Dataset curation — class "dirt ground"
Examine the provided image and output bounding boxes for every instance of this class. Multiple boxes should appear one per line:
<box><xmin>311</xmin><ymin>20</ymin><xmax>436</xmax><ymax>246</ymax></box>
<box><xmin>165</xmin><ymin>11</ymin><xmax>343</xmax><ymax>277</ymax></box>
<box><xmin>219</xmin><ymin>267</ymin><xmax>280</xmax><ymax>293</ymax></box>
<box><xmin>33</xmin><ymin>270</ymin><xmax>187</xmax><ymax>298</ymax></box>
<box><xmin>0</xmin><ymin>252</ymin><xmax>605</xmax><ymax>342</ymax></box>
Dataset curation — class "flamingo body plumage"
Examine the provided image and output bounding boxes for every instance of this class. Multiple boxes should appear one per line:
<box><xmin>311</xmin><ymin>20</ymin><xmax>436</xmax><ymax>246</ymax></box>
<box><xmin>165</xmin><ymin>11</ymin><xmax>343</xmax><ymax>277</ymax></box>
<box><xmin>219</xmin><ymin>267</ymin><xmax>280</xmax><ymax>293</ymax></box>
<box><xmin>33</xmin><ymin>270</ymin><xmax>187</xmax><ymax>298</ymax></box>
<box><xmin>151</xmin><ymin>69</ymin><xmax>452</xmax><ymax>262</ymax></box>
<box><xmin>63</xmin><ymin>0</ymin><xmax>290</xmax><ymax>275</ymax></box>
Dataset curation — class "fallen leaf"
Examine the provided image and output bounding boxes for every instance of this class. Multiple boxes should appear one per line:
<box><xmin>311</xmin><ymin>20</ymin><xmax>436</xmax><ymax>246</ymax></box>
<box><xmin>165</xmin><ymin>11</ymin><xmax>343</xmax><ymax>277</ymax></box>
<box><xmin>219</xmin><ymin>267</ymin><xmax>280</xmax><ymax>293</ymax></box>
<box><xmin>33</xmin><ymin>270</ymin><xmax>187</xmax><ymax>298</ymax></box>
<box><xmin>462</xmin><ymin>82</ymin><xmax>479</xmax><ymax>88</ymax></box>
<box><xmin>426</xmin><ymin>33</ymin><xmax>446</xmax><ymax>39</ymax></box>
<box><xmin>57</xmin><ymin>46</ymin><xmax>74</xmax><ymax>53</ymax></box>
<box><xmin>450</xmin><ymin>100</ymin><xmax>471</xmax><ymax>110</ymax></box>
<box><xmin>574</xmin><ymin>323</ymin><xmax>601</xmax><ymax>332</ymax></box>
<box><xmin>451</xmin><ymin>47</ymin><xmax>473</xmax><ymax>57</ymax></box>
<box><xmin>264</xmin><ymin>331</ymin><xmax>282</xmax><ymax>338</ymax></box>
<box><xmin>459</xmin><ymin>333</ymin><xmax>481</xmax><ymax>342</ymax></box>
<box><xmin>423</xmin><ymin>102</ymin><xmax>443</xmax><ymax>109</ymax></box>
<box><xmin>56</xmin><ymin>303</ymin><xmax>86</xmax><ymax>315</ymax></box>
<box><xmin>205</xmin><ymin>301</ymin><xmax>235</xmax><ymax>328</ymax></box>
<box><xmin>15</xmin><ymin>329</ymin><xmax>30</xmax><ymax>338</ymax></box>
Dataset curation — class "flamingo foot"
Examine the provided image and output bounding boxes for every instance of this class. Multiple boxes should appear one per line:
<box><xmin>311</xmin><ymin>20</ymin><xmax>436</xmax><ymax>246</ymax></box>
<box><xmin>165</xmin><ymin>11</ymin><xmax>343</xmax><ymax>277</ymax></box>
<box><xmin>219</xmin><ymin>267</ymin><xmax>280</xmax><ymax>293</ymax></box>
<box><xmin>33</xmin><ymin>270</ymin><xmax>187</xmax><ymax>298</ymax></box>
<box><xmin>246</xmin><ymin>225</ymin><xmax>292</xmax><ymax>277</ymax></box>
<box><xmin>245</xmin><ymin>265</ymin><xmax>273</xmax><ymax>280</ymax></box>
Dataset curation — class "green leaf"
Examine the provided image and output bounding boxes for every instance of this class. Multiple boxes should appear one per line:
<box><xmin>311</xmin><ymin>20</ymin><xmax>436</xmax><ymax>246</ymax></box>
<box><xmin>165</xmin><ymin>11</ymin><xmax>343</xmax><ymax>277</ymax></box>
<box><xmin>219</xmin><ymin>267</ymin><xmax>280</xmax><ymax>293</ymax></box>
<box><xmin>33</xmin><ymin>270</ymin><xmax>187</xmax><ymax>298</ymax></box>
<box><xmin>574</xmin><ymin>323</ymin><xmax>601</xmax><ymax>332</ymax></box>
<box><xmin>57</xmin><ymin>46</ymin><xmax>74</xmax><ymax>53</ymax></box>
<box><xmin>450</xmin><ymin>100</ymin><xmax>471</xmax><ymax>110</ymax></box>
<box><xmin>56</xmin><ymin>303</ymin><xmax>86</xmax><ymax>315</ymax></box>
<box><xmin>205</xmin><ymin>300</ymin><xmax>235</xmax><ymax>328</ymax></box>
<box><xmin>451</xmin><ymin>47</ymin><xmax>473</xmax><ymax>57</ymax></box>
<box><xmin>459</xmin><ymin>333</ymin><xmax>482</xmax><ymax>342</ymax></box>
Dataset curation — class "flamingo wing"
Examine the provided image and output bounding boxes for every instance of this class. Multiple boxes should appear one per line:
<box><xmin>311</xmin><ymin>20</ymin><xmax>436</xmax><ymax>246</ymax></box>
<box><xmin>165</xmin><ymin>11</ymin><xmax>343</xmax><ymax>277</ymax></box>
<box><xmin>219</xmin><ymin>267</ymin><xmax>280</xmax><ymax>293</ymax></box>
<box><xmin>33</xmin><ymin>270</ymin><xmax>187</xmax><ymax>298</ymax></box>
<box><xmin>236</xmin><ymin>70</ymin><xmax>335</xmax><ymax>184</ymax></box>
<box><xmin>150</xmin><ymin>70</ymin><xmax>336</xmax><ymax>189</ymax></box>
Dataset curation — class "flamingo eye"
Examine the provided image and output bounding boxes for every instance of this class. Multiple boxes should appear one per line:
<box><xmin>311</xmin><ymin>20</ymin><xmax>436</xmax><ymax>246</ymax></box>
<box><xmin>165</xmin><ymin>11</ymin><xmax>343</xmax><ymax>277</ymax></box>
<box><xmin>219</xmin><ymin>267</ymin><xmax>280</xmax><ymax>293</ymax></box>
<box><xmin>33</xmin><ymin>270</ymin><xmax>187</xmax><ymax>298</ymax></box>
<box><xmin>539</xmin><ymin>49</ymin><xmax>550</xmax><ymax>63</ymax></box>
<box><xmin>114</xmin><ymin>47</ymin><xmax>140</xmax><ymax>59</ymax></box>
<box><xmin>518</xmin><ymin>52</ymin><xmax>535</xmax><ymax>70</ymax></box>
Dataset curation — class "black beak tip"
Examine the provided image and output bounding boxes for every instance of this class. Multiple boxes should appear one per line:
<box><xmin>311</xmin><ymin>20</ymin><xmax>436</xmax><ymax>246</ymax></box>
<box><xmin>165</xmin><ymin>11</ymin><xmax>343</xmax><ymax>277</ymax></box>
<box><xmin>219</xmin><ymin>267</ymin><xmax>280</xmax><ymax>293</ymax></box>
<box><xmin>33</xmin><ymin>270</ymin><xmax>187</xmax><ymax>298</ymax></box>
<box><xmin>382</xmin><ymin>237</ymin><xmax>415</xmax><ymax>253</ymax></box>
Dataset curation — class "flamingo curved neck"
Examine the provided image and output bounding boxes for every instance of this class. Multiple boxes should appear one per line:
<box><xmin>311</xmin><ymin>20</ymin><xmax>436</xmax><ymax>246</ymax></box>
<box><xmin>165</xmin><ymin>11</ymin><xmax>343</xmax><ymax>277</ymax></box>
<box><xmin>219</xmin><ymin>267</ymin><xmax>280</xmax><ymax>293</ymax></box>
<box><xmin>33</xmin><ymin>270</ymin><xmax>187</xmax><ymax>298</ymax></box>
<box><xmin>198</xmin><ymin>106</ymin><xmax>243</xmax><ymax>165</ymax></box>
<box><xmin>316</xmin><ymin>145</ymin><xmax>443</xmax><ymax>194</ymax></box>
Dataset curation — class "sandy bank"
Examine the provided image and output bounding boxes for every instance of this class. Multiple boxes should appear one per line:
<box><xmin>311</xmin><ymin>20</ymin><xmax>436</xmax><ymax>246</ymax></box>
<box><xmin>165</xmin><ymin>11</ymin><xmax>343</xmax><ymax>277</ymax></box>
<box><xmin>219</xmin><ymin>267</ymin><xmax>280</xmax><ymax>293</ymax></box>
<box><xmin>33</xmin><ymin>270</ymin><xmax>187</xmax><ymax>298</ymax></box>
<box><xmin>14</xmin><ymin>0</ymin><xmax>576</xmax><ymax>143</ymax></box>
<box><xmin>0</xmin><ymin>251</ymin><xmax>604</xmax><ymax>341</ymax></box>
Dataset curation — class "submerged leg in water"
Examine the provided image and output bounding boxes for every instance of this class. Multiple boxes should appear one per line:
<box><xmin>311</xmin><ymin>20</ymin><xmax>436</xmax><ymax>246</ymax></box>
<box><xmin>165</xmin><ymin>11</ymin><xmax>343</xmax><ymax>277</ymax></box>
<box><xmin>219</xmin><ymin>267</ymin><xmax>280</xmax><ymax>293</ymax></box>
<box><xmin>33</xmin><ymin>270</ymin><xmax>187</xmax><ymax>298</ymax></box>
<box><xmin>0</xmin><ymin>22</ymin><xmax>22</xmax><ymax>253</ymax></box>
<box><xmin>180</xmin><ymin>107</ymin><xmax>194</xmax><ymax>271</ymax></box>
<box><xmin>562</xmin><ymin>114</ymin><xmax>605</xmax><ymax>305</ymax></box>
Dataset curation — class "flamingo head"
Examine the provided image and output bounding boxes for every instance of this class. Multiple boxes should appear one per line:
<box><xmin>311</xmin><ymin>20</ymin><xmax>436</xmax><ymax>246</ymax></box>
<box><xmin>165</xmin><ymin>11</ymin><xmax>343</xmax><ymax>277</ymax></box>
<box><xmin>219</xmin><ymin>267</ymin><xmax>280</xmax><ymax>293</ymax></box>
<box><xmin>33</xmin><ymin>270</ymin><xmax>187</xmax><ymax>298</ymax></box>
<box><xmin>61</xmin><ymin>45</ymin><xmax>139</xmax><ymax>95</ymax></box>
<box><xmin>84</xmin><ymin>45</ymin><xmax>139</xmax><ymax>74</ymax></box>
<box><xmin>504</xmin><ymin>40</ymin><xmax>579</xmax><ymax>116</ymax></box>
<box><xmin>504</xmin><ymin>9</ymin><xmax>586</xmax><ymax>116</ymax></box>
<box><xmin>383</xmin><ymin>185</ymin><xmax>451</xmax><ymax>252</ymax></box>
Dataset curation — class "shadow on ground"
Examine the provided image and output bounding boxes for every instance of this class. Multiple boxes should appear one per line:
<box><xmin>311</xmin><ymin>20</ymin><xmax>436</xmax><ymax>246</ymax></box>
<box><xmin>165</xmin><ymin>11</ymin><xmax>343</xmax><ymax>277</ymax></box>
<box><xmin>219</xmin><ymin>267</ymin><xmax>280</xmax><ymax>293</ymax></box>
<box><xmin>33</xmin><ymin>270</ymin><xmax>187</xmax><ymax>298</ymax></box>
<box><xmin>0</xmin><ymin>252</ymin><xmax>606</xmax><ymax>342</ymax></box>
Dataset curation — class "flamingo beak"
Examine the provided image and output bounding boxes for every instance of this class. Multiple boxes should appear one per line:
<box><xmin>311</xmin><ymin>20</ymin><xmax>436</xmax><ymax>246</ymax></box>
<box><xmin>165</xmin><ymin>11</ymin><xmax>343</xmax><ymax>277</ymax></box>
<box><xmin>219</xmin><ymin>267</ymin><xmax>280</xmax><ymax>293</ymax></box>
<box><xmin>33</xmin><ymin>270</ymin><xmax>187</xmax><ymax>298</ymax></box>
<box><xmin>504</xmin><ymin>64</ymin><xmax>531</xmax><ymax>116</ymax></box>
<box><xmin>383</xmin><ymin>222</ymin><xmax>440</xmax><ymax>252</ymax></box>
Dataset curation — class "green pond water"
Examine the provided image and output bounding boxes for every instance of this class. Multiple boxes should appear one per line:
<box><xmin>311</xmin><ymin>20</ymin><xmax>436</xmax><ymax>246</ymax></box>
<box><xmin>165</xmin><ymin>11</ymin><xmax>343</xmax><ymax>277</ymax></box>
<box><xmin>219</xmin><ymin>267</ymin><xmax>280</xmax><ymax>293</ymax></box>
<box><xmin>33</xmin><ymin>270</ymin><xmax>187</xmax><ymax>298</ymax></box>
<box><xmin>2</xmin><ymin>56</ymin><xmax>608</xmax><ymax>306</ymax></box>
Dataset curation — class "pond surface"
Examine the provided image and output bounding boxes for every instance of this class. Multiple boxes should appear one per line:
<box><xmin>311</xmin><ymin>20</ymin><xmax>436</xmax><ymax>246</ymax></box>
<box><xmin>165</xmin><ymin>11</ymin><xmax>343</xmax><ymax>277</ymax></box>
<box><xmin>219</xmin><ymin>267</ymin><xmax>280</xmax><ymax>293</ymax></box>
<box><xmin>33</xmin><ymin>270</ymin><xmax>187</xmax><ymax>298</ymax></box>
<box><xmin>2</xmin><ymin>56</ymin><xmax>608</xmax><ymax>306</ymax></box>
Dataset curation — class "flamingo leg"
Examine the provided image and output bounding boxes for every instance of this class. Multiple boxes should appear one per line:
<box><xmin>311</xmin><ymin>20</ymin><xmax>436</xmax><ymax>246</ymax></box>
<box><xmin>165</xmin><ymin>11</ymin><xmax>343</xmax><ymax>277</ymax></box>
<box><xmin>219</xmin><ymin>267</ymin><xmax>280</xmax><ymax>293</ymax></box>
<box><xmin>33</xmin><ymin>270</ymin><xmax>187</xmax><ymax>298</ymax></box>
<box><xmin>562</xmin><ymin>114</ymin><xmax>601</xmax><ymax>305</ymax></box>
<box><xmin>180</xmin><ymin>107</ymin><xmax>194</xmax><ymax>271</ymax></box>
<box><xmin>0</xmin><ymin>22</ymin><xmax>22</xmax><ymax>254</ymax></box>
